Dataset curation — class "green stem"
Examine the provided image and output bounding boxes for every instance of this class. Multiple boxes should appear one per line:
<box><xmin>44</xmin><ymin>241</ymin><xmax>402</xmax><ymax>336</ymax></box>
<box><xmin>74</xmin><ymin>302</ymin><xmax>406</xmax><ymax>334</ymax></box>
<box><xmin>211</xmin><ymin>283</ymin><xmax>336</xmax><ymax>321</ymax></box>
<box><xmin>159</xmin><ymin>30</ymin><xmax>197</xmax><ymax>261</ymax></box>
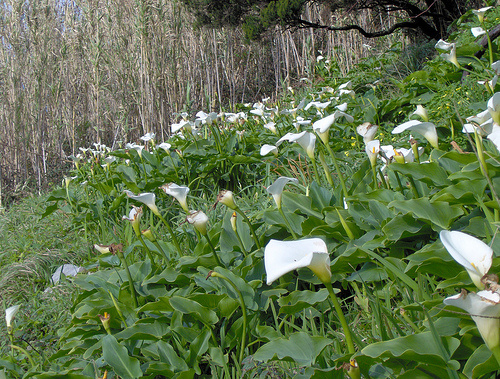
<box><xmin>407</xmin><ymin>175</ymin><xmax>420</xmax><ymax>198</ymax></box>
<box><xmin>278</xmin><ymin>206</ymin><xmax>298</xmax><ymax>239</ymax></box>
<box><xmin>319</xmin><ymin>150</ymin><xmax>334</xmax><ymax>186</ymax></box>
<box><xmin>235</xmin><ymin>207</ymin><xmax>261</xmax><ymax>249</ymax></box>
<box><xmin>310</xmin><ymin>157</ymin><xmax>322</xmax><ymax>185</ymax></box>
<box><xmin>10</xmin><ymin>345</ymin><xmax>35</xmax><ymax>369</ymax></box>
<box><xmin>156</xmin><ymin>213</ymin><xmax>184</xmax><ymax>256</ymax></box>
<box><xmin>324</xmin><ymin>281</ymin><xmax>355</xmax><ymax>354</ymax></box>
<box><xmin>209</xmin><ymin>271</ymin><xmax>248</xmax><ymax>364</ymax></box>
<box><xmin>116</xmin><ymin>250</ymin><xmax>139</xmax><ymax>309</ymax></box>
<box><xmin>138</xmin><ymin>235</ymin><xmax>155</xmax><ymax>263</ymax></box>
<box><xmin>204</xmin><ymin>234</ymin><xmax>223</xmax><ymax>267</ymax></box>
<box><xmin>325</xmin><ymin>143</ymin><xmax>348</xmax><ymax>201</ymax></box>
<box><xmin>234</xmin><ymin>229</ymin><xmax>248</xmax><ymax>257</ymax></box>
<box><xmin>371</xmin><ymin>164</ymin><xmax>378</xmax><ymax>190</ymax></box>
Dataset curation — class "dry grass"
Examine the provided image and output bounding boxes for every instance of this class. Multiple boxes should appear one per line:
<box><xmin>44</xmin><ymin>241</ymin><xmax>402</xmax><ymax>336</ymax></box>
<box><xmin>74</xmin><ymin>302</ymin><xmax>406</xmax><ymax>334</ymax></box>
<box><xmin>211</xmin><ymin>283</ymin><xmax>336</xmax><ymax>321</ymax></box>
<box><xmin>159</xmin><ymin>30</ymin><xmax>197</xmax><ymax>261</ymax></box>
<box><xmin>0</xmin><ymin>1</ymin><xmax>407</xmax><ymax>197</ymax></box>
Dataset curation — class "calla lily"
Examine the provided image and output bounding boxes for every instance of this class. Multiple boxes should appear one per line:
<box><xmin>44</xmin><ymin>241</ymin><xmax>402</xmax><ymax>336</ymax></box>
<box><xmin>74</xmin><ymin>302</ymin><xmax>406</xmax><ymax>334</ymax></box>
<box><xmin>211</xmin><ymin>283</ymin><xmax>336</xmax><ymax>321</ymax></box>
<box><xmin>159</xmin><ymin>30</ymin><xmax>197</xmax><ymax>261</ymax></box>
<box><xmin>277</xmin><ymin>131</ymin><xmax>316</xmax><ymax>159</ymax></box>
<box><xmin>441</xmin><ymin>43</ymin><xmax>460</xmax><ymax>68</ymax></box>
<box><xmin>471</xmin><ymin>27</ymin><xmax>487</xmax><ymax>38</ymax></box>
<box><xmin>171</xmin><ymin>120</ymin><xmax>193</xmax><ymax>134</ymax></box>
<box><xmin>473</xmin><ymin>6</ymin><xmax>492</xmax><ymax>23</ymax></box>
<box><xmin>159</xmin><ymin>183</ymin><xmax>190</xmax><ymax>212</ymax></box>
<box><xmin>267</xmin><ymin>176</ymin><xmax>298</xmax><ymax>209</ymax></box>
<box><xmin>140</xmin><ymin>132</ymin><xmax>155</xmax><ymax>142</ymax></box>
<box><xmin>125</xmin><ymin>142</ymin><xmax>144</xmax><ymax>157</ymax></box>
<box><xmin>124</xmin><ymin>190</ymin><xmax>160</xmax><ymax>216</ymax></box>
<box><xmin>217</xmin><ymin>190</ymin><xmax>237</xmax><ymax>210</ymax></box>
<box><xmin>186</xmin><ymin>210</ymin><xmax>209</xmax><ymax>235</ymax></box>
<box><xmin>412</xmin><ymin>105</ymin><xmax>429</xmax><ymax>122</ymax></box>
<box><xmin>260</xmin><ymin>144</ymin><xmax>278</xmax><ymax>157</ymax></box>
<box><xmin>487</xmin><ymin>92</ymin><xmax>500</xmax><ymax>125</ymax></box>
<box><xmin>357</xmin><ymin>122</ymin><xmax>379</xmax><ymax>143</ymax></box>
<box><xmin>122</xmin><ymin>206</ymin><xmax>143</xmax><ymax>236</ymax></box>
<box><xmin>264</xmin><ymin>238</ymin><xmax>331</xmax><ymax>285</ymax></box>
<box><xmin>392</xmin><ymin>120</ymin><xmax>439</xmax><ymax>149</ymax></box>
<box><xmin>264</xmin><ymin>122</ymin><xmax>277</xmax><ymax>134</ymax></box>
<box><xmin>365</xmin><ymin>140</ymin><xmax>380</xmax><ymax>167</ymax></box>
<box><xmin>94</xmin><ymin>244</ymin><xmax>110</xmax><ymax>254</ymax></box>
<box><xmin>440</xmin><ymin>230</ymin><xmax>493</xmax><ymax>289</ymax></box>
<box><xmin>195</xmin><ymin>111</ymin><xmax>218</xmax><ymax>126</ymax></box>
<box><xmin>444</xmin><ymin>289</ymin><xmax>500</xmax><ymax>353</ymax></box>
<box><xmin>5</xmin><ymin>305</ymin><xmax>20</xmax><ymax>329</ymax></box>
<box><xmin>488</xmin><ymin>129</ymin><xmax>500</xmax><ymax>152</ymax></box>
<box><xmin>435</xmin><ymin>39</ymin><xmax>454</xmax><ymax>51</ymax></box>
<box><xmin>157</xmin><ymin>142</ymin><xmax>171</xmax><ymax>152</ymax></box>
<box><xmin>313</xmin><ymin>110</ymin><xmax>354</xmax><ymax>144</ymax></box>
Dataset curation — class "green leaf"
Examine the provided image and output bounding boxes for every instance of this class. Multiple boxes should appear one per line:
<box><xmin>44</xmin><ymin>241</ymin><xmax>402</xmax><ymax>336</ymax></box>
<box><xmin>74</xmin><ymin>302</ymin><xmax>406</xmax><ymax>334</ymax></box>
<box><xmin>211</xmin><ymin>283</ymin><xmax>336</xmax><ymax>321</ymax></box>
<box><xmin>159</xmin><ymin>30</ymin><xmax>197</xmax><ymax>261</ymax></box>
<box><xmin>102</xmin><ymin>335</ymin><xmax>143</xmax><ymax>379</ymax></box>
<box><xmin>388</xmin><ymin>198</ymin><xmax>463</xmax><ymax>230</ymax></box>
<box><xmin>463</xmin><ymin>344</ymin><xmax>498</xmax><ymax>378</ymax></box>
<box><xmin>253</xmin><ymin>332</ymin><xmax>332</xmax><ymax>366</ymax></box>
<box><xmin>277</xmin><ymin>288</ymin><xmax>329</xmax><ymax>314</ymax></box>
<box><xmin>360</xmin><ymin>332</ymin><xmax>460</xmax><ymax>369</ymax></box>
<box><xmin>388</xmin><ymin>162</ymin><xmax>450</xmax><ymax>187</ymax></box>
<box><xmin>169</xmin><ymin>296</ymin><xmax>218</xmax><ymax>325</ymax></box>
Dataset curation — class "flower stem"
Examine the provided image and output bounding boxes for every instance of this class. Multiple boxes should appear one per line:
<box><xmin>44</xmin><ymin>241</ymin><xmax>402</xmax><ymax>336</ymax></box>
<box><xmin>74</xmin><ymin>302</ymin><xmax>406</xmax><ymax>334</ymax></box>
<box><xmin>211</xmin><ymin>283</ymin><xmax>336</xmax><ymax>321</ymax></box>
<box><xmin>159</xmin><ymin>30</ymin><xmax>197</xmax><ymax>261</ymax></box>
<box><xmin>311</xmin><ymin>157</ymin><xmax>322</xmax><ymax>184</ymax></box>
<box><xmin>324</xmin><ymin>281</ymin><xmax>355</xmax><ymax>354</ymax></box>
<box><xmin>208</xmin><ymin>271</ymin><xmax>248</xmax><ymax>364</ymax></box>
<box><xmin>204</xmin><ymin>234</ymin><xmax>223</xmax><ymax>267</ymax></box>
<box><xmin>371</xmin><ymin>164</ymin><xmax>378</xmax><ymax>190</ymax></box>
<box><xmin>235</xmin><ymin>208</ymin><xmax>261</xmax><ymax>249</ymax></box>
<box><xmin>325</xmin><ymin>143</ymin><xmax>348</xmax><ymax>200</ymax></box>
<box><xmin>156</xmin><ymin>213</ymin><xmax>184</xmax><ymax>256</ymax></box>
<box><xmin>278</xmin><ymin>206</ymin><xmax>298</xmax><ymax>239</ymax></box>
<box><xmin>115</xmin><ymin>249</ymin><xmax>138</xmax><ymax>309</ymax></box>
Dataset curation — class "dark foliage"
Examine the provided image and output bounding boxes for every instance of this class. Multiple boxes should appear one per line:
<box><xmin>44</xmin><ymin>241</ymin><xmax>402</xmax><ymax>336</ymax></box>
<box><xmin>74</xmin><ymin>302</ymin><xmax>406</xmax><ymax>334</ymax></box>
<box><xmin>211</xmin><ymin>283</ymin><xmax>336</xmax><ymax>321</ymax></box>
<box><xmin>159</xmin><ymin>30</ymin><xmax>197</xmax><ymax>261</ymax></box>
<box><xmin>181</xmin><ymin>0</ymin><xmax>486</xmax><ymax>41</ymax></box>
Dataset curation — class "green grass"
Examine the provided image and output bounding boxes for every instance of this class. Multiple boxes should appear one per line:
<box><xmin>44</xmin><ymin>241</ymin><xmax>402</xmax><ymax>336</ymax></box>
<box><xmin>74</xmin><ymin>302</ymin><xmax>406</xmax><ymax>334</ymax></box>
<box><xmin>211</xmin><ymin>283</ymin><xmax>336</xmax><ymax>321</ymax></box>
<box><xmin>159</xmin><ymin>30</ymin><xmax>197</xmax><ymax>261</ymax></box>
<box><xmin>0</xmin><ymin>194</ymin><xmax>89</xmax><ymax>362</ymax></box>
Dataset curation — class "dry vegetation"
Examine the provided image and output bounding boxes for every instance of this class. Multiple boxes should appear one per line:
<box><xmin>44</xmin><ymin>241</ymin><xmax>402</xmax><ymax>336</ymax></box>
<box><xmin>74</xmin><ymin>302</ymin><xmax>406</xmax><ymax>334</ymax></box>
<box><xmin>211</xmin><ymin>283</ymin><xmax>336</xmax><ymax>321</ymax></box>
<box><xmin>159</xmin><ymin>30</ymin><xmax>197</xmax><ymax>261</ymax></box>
<box><xmin>0</xmin><ymin>0</ymin><xmax>405</xmax><ymax>200</ymax></box>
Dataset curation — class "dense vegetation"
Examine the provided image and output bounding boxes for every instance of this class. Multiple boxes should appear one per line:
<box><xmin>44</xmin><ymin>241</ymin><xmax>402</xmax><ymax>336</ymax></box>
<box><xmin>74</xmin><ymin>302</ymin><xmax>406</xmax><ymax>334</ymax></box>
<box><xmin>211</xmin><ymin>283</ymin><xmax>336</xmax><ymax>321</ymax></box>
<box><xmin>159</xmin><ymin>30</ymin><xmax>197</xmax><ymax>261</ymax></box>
<box><xmin>1</xmin><ymin>2</ymin><xmax>500</xmax><ymax>379</ymax></box>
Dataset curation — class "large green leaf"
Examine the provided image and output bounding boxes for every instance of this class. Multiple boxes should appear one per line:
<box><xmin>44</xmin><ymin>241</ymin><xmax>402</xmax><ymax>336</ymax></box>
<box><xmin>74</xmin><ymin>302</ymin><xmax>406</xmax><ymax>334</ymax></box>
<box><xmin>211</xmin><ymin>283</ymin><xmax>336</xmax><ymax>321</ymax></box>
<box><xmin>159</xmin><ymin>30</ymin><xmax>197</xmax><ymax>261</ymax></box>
<box><xmin>388</xmin><ymin>198</ymin><xmax>463</xmax><ymax>230</ymax></box>
<box><xmin>169</xmin><ymin>296</ymin><xmax>219</xmax><ymax>325</ymax></box>
<box><xmin>102</xmin><ymin>335</ymin><xmax>143</xmax><ymax>379</ymax></box>
<box><xmin>360</xmin><ymin>332</ymin><xmax>460</xmax><ymax>369</ymax></box>
<box><xmin>388</xmin><ymin>162</ymin><xmax>450</xmax><ymax>187</ymax></box>
<box><xmin>277</xmin><ymin>288</ymin><xmax>330</xmax><ymax>314</ymax></box>
<box><xmin>463</xmin><ymin>344</ymin><xmax>498</xmax><ymax>378</ymax></box>
<box><xmin>253</xmin><ymin>332</ymin><xmax>332</xmax><ymax>366</ymax></box>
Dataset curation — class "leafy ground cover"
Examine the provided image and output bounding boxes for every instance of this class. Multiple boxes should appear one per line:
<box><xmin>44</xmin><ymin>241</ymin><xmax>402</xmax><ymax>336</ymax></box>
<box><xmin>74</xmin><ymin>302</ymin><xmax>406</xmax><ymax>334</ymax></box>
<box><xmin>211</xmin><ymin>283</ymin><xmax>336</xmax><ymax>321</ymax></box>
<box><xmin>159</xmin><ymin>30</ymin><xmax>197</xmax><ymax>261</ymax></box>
<box><xmin>2</xmin><ymin>5</ymin><xmax>500</xmax><ymax>379</ymax></box>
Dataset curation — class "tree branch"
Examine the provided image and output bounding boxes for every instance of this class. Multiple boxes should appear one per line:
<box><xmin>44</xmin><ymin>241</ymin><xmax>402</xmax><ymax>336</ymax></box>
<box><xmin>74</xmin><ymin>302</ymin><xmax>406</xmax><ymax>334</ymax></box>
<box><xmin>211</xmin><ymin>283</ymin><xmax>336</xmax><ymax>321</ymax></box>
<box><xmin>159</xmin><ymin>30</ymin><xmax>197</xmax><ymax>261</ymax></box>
<box><xmin>292</xmin><ymin>18</ymin><xmax>436</xmax><ymax>39</ymax></box>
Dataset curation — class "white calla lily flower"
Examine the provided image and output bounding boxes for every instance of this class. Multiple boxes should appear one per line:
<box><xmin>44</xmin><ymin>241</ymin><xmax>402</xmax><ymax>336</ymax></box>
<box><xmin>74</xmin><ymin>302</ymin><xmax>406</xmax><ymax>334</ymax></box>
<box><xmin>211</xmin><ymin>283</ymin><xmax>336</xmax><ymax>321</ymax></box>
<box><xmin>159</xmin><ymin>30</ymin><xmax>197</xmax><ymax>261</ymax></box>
<box><xmin>264</xmin><ymin>238</ymin><xmax>331</xmax><ymax>285</ymax></box>
<box><xmin>471</xmin><ymin>27</ymin><xmax>487</xmax><ymax>38</ymax></box>
<box><xmin>439</xmin><ymin>230</ymin><xmax>493</xmax><ymax>289</ymax></box>
<box><xmin>140</xmin><ymin>132</ymin><xmax>155</xmax><ymax>142</ymax></box>
<box><xmin>412</xmin><ymin>105</ymin><xmax>429</xmax><ymax>122</ymax></box>
<box><xmin>122</xmin><ymin>206</ymin><xmax>143</xmax><ymax>235</ymax></box>
<box><xmin>125</xmin><ymin>142</ymin><xmax>145</xmax><ymax>157</ymax></box>
<box><xmin>159</xmin><ymin>183</ymin><xmax>190</xmax><ymax>212</ymax></box>
<box><xmin>357</xmin><ymin>122</ymin><xmax>379</xmax><ymax>143</ymax></box>
<box><xmin>365</xmin><ymin>140</ymin><xmax>380</xmax><ymax>167</ymax></box>
<box><xmin>435</xmin><ymin>39</ymin><xmax>454</xmax><ymax>51</ymax></box>
<box><xmin>472</xmin><ymin>6</ymin><xmax>492</xmax><ymax>23</ymax></box>
<box><xmin>267</xmin><ymin>176</ymin><xmax>298</xmax><ymax>209</ymax></box>
<box><xmin>277</xmin><ymin>131</ymin><xmax>316</xmax><ymax>159</ymax></box>
<box><xmin>186</xmin><ymin>210</ymin><xmax>209</xmax><ymax>235</ymax></box>
<box><xmin>487</xmin><ymin>92</ymin><xmax>500</xmax><ymax>125</ymax></box>
<box><xmin>260</xmin><ymin>144</ymin><xmax>278</xmax><ymax>157</ymax></box>
<box><xmin>124</xmin><ymin>190</ymin><xmax>160</xmax><ymax>216</ymax></box>
<box><xmin>444</xmin><ymin>289</ymin><xmax>500</xmax><ymax>351</ymax></box>
<box><xmin>392</xmin><ymin>120</ymin><xmax>439</xmax><ymax>149</ymax></box>
<box><xmin>5</xmin><ymin>305</ymin><xmax>20</xmax><ymax>329</ymax></box>
<box><xmin>157</xmin><ymin>142</ymin><xmax>171</xmax><ymax>152</ymax></box>
<box><xmin>217</xmin><ymin>190</ymin><xmax>237</xmax><ymax>210</ymax></box>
